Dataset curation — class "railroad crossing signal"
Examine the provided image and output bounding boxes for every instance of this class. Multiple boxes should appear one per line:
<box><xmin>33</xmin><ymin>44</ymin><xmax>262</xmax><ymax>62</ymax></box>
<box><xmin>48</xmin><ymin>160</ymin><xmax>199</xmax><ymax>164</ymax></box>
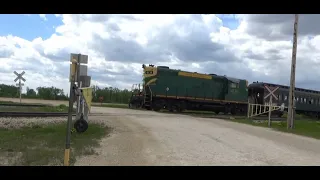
<box><xmin>14</xmin><ymin>71</ymin><xmax>26</xmax><ymax>82</ymax></box>
<box><xmin>264</xmin><ymin>85</ymin><xmax>279</xmax><ymax>101</ymax></box>
<box><xmin>65</xmin><ymin>53</ymin><xmax>92</xmax><ymax>167</ymax></box>
<box><xmin>264</xmin><ymin>85</ymin><xmax>279</xmax><ymax>128</ymax></box>
<box><xmin>13</xmin><ymin>71</ymin><xmax>26</xmax><ymax>103</ymax></box>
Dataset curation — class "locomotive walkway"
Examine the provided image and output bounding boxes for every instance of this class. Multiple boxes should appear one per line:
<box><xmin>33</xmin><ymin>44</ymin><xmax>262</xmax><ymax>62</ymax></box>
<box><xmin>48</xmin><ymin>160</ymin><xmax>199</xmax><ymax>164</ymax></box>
<box><xmin>75</xmin><ymin>106</ymin><xmax>320</xmax><ymax>166</ymax></box>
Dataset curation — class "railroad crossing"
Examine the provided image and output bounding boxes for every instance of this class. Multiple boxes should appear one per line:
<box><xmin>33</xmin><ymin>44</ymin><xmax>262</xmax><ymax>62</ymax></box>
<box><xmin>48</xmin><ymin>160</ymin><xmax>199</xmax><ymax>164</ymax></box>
<box><xmin>247</xmin><ymin>85</ymin><xmax>285</xmax><ymax>127</ymax></box>
<box><xmin>14</xmin><ymin>71</ymin><xmax>26</xmax><ymax>103</ymax></box>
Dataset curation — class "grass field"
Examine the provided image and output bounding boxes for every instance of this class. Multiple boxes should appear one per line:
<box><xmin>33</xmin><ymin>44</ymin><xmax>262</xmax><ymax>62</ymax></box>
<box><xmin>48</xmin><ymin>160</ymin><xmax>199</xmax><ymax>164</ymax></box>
<box><xmin>229</xmin><ymin>118</ymin><xmax>320</xmax><ymax>139</ymax></box>
<box><xmin>0</xmin><ymin>122</ymin><xmax>111</xmax><ymax>166</ymax></box>
<box><xmin>162</xmin><ymin>109</ymin><xmax>320</xmax><ymax>140</ymax></box>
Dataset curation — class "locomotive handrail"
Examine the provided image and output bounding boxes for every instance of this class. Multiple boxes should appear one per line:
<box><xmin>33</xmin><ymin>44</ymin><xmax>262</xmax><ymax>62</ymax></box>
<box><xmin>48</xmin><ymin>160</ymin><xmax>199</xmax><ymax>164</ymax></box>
<box><xmin>148</xmin><ymin>85</ymin><xmax>153</xmax><ymax>102</ymax></box>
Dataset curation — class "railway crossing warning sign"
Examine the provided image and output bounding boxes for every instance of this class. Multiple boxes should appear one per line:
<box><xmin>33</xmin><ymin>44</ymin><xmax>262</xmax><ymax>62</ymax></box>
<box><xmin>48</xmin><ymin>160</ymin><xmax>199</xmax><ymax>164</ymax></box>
<box><xmin>14</xmin><ymin>71</ymin><xmax>26</xmax><ymax>82</ymax></box>
<box><xmin>264</xmin><ymin>85</ymin><xmax>280</xmax><ymax>127</ymax></box>
<box><xmin>264</xmin><ymin>85</ymin><xmax>279</xmax><ymax>101</ymax></box>
<box><xmin>14</xmin><ymin>71</ymin><xmax>26</xmax><ymax>103</ymax></box>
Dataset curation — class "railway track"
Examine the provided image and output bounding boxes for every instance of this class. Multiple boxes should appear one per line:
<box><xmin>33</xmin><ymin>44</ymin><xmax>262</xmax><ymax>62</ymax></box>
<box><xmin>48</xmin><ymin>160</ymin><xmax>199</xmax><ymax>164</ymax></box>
<box><xmin>0</xmin><ymin>112</ymin><xmax>75</xmax><ymax>117</ymax></box>
<box><xmin>0</xmin><ymin>103</ymin><xmax>50</xmax><ymax>107</ymax></box>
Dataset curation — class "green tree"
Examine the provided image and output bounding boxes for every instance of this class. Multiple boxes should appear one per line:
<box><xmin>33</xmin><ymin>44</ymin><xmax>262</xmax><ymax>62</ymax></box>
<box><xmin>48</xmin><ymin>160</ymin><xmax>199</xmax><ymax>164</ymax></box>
<box><xmin>26</xmin><ymin>87</ymin><xmax>37</xmax><ymax>98</ymax></box>
<box><xmin>0</xmin><ymin>83</ymin><xmax>132</xmax><ymax>104</ymax></box>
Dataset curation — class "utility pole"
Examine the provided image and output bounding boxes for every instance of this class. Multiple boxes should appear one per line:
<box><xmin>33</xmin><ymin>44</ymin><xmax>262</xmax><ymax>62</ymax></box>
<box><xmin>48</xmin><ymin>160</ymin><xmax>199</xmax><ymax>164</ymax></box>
<box><xmin>287</xmin><ymin>14</ymin><xmax>299</xmax><ymax>129</ymax></box>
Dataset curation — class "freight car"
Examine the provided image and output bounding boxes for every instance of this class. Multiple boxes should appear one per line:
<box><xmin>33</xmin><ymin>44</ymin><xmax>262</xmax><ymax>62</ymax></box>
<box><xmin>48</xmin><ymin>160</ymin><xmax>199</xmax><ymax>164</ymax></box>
<box><xmin>248</xmin><ymin>82</ymin><xmax>320</xmax><ymax>118</ymax></box>
<box><xmin>130</xmin><ymin>64</ymin><xmax>249</xmax><ymax>115</ymax></box>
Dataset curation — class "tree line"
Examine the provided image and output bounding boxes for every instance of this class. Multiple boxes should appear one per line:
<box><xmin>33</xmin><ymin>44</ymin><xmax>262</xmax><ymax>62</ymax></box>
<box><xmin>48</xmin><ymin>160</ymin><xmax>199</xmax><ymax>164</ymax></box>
<box><xmin>0</xmin><ymin>84</ymin><xmax>133</xmax><ymax>104</ymax></box>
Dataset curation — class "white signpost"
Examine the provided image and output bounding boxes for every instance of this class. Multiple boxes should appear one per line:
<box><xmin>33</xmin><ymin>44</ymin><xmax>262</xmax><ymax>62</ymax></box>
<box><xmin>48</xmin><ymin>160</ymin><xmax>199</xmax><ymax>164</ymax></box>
<box><xmin>264</xmin><ymin>85</ymin><xmax>279</xmax><ymax>127</ymax></box>
<box><xmin>14</xmin><ymin>71</ymin><xmax>26</xmax><ymax>103</ymax></box>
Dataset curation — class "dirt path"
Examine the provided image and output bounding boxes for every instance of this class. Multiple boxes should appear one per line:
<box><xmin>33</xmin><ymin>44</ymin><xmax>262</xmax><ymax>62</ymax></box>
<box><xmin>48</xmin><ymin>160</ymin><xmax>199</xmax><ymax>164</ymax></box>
<box><xmin>75</xmin><ymin>115</ymin><xmax>175</xmax><ymax>166</ymax></box>
<box><xmin>76</xmin><ymin>107</ymin><xmax>320</xmax><ymax>166</ymax></box>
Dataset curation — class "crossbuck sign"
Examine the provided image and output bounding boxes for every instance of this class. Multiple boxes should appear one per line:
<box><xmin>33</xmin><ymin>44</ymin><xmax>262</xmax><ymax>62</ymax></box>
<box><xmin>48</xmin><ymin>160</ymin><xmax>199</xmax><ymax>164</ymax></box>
<box><xmin>14</xmin><ymin>71</ymin><xmax>26</xmax><ymax>103</ymax></box>
<box><xmin>14</xmin><ymin>71</ymin><xmax>26</xmax><ymax>82</ymax></box>
<box><xmin>264</xmin><ymin>85</ymin><xmax>279</xmax><ymax>101</ymax></box>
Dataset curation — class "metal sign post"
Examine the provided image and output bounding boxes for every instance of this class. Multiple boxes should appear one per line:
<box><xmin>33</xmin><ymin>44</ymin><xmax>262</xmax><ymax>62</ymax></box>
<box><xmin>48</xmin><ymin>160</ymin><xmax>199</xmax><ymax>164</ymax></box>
<box><xmin>64</xmin><ymin>53</ymin><xmax>91</xmax><ymax>166</ymax></box>
<box><xmin>14</xmin><ymin>71</ymin><xmax>26</xmax><ymax>103</ymax></box>
<box><xmin>264</xmin><ymin>85</ymin><xmax>279</xmax><ymax>127</ymax></box>
<box><xmin>64</xmin><ymin>55</ymin><xmax>78</xmax><ymax>166</ymax></box>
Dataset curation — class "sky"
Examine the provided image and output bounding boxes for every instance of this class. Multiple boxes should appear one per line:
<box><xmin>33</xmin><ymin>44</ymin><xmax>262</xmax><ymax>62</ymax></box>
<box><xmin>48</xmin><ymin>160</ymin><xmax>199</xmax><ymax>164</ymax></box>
<box><xmin>1</xmin><ymin>14</ymin><xmax>320</xmax><ymax>94</ymax></box>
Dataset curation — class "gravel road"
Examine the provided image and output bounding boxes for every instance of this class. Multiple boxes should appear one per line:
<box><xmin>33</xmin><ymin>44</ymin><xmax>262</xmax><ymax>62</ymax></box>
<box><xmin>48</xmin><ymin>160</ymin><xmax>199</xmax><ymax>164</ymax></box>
<box><xmin>3</xmin><ymin>98</ymin><xmax>320</xmax><ymax>165</ymax></box>
<box><xmin>75</xmin><ymin>107</ymin><xmax>320</xmax><ymax>166</ymax></box>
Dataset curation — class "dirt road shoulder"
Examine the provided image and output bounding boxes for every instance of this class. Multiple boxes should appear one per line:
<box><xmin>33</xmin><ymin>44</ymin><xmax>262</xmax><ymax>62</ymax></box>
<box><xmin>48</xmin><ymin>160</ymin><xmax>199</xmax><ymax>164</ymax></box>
<box><xmin>75</xmin><ymin>115</ymin><xmax>164</xmax><ymax>166</ymax></box>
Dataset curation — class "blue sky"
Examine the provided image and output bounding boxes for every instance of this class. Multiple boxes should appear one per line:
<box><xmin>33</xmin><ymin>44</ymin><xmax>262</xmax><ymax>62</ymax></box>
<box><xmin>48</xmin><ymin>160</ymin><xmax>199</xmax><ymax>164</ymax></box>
<box><xmin>216</xmin><ymin>14</ymin><xmax>240</xmax><ymax>30</ymax></box>
<box><xmin>0</xmin><ymin>14</ymin><xmax>62</xmax><ymax>41</ymax></box>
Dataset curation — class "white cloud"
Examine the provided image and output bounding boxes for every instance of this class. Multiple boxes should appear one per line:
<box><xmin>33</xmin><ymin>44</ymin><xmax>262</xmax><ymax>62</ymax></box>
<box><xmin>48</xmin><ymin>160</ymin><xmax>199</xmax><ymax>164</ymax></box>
<box><xmin>39</xmin><ymin>14</ymin><xmax>47</xmax><ymax>21</ymax></box>
<box><xmin>1</xmin><ymin>14</ymin><xmax>320</xmax><ymax>94</ymax></box>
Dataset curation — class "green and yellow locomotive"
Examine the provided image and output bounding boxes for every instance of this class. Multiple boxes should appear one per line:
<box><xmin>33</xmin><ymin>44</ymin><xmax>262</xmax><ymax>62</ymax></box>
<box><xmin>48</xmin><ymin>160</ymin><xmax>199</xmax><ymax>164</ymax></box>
<box><xmin>129</xmin><ymin>64</ymin><xmax>249</xmax><ymax>115</ymax></box>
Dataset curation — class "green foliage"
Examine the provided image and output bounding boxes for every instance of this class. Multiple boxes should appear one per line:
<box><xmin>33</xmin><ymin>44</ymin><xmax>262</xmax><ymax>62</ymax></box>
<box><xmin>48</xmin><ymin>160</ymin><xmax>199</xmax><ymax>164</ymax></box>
<box><xmin>0</xmin><ymin>84</ymin><xmax>19</xmax><ymax>98</ymax></box>
<box><xmin>0</xmin><ymin>84</ymin><xmax>132</xmax><ymax>104</ymax></box>
<box><xmin>91</xmin><ymin>85</ymin><xmax>132</xmax><ymax>104</ymax></box>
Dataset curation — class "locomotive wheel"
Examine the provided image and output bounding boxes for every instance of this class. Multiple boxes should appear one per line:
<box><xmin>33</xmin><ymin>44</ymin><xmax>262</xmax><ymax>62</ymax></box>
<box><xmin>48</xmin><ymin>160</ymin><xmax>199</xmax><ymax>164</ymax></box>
<box><xmin>152</xmin><ymin>103</ymin><xmax>162</xmax><ymax>111</ymax></box>
<box><xmin>230</xmin><ymin>108</ymin><xmax>237</xmax><ymax>115</ymax></box>
<box><xmin>74</xmin><ymin>116</ymin><xmax>89</xmax><ymax>133</ymax></box>
<box><xmin>153</xmin><ymin>100</ymin><xmax>165</xmax><ymax>111</ymax></box>
<box><xmin>133</xmin><ymin>103</ymin><xmax>139</xmax><ymax>109</ymax></box>
<box><xmin>178</xmin><ymin>102</ymin><xmax>186</xmax><ymax>112</ymax></box>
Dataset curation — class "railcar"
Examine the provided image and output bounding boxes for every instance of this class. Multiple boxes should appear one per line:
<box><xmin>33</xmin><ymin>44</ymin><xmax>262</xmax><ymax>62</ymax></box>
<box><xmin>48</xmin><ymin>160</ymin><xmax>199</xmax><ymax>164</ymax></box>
<box><xmin>248</xmin><ymin>82</ymin><xmax>320</xmax><ymax>117</ymax></box>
